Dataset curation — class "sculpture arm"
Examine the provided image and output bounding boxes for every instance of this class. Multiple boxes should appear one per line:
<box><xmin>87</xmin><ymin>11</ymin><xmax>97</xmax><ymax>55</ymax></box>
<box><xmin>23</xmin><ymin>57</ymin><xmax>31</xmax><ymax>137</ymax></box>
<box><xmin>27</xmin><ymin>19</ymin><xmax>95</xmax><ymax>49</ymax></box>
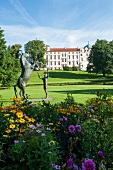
<box><xmin>37</xmin><ymin>73</ymin><xmax>42</xmax><ymax>79</ymax></box>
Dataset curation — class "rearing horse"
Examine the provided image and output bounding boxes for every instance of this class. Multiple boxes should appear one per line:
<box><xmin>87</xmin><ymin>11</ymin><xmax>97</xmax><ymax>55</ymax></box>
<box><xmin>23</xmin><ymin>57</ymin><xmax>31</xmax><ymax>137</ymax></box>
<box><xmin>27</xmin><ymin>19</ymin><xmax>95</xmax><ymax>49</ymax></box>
<box><xmin>14</xmin><ymin>53</ymin><xmax>38</xmax><ymax>99</ymax></box>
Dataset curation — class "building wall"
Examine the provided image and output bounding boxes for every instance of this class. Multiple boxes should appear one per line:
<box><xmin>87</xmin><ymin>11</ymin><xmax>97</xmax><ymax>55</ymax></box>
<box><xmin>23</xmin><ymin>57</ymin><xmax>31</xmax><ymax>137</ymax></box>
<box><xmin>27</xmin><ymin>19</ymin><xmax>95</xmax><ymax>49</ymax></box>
<box><xmin>44</xmin><ymin>46</ymin><xmax>91</xmax><ymax>71</ymax></box>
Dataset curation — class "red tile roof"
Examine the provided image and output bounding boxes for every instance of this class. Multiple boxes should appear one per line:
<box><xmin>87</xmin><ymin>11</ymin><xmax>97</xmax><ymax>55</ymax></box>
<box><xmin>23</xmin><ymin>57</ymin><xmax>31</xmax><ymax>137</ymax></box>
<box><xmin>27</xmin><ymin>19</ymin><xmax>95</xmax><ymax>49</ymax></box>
<box><xmin>49</xmin><ymin>48</ymin><xmax>78</xmax><ymax>52</ymax></box>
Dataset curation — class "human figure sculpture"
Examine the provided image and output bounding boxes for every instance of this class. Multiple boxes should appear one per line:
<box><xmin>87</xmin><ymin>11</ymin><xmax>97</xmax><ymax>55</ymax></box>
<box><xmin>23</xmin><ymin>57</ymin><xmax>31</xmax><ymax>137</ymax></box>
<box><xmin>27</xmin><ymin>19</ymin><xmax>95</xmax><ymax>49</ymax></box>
<box><xmin>37</xmin><ymin>70</ymin><xmax>49</xmax><ymax>98</ymax></box>
<box><xmin>14</xmin><ymin>52</ymin><xmax>39</xmax><ymax>99</ymax></box>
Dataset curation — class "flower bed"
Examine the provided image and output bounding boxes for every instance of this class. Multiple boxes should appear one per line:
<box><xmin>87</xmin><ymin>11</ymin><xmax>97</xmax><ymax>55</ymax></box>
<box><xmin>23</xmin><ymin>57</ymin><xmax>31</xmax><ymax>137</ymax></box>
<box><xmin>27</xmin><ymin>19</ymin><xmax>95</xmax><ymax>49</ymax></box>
<box><xmin>0</xmin><ymin>92</ymin><xmax>113</xmax><ymax>169</ymax></box>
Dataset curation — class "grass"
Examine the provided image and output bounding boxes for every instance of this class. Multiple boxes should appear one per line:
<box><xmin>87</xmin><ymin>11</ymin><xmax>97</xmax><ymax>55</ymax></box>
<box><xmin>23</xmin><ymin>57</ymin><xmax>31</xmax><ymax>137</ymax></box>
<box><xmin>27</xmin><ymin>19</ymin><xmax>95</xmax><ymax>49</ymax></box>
<box><xmin>1</xmin><ymin>70</ymin><xmax>113</xmax><ymax>105</ymax></box>
<box><xmin>1</xmin><ymin>84</ymin><xmax>113</xmax><ymax>105</ymax></box>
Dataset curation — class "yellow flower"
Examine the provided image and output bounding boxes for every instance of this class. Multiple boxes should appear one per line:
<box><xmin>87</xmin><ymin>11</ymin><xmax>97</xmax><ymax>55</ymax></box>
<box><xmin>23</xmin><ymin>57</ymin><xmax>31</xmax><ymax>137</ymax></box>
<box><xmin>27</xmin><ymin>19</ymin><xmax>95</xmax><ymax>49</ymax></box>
<box><xmin>76</xmin><ymin>110</ymin><xmax>81</xmax><ymax>113</ymax></box>
<box><xmin>4</xmin><ymin>114</ymin><xmax>10</xmax><ymax>117</ymax></box>
<box><xmin>9</xmin><ymin>119</ymin><xmax>14</xmax><ymax>123</ymax></box>
<box><xmin>20</xmin><ymin>128</ymin><xmax>25</xmax><ymax>133</ymax></box>
<box><xmin>67</xmin><ymin>112</ymin><xmax>70</xmax><ymax>116</ymax></box>
<box><xmin>16</xmin><ymin>111</ymin><xmax>23</xmax><ymax>118</ymax></box>
<box><xmin>5</xmin><ymin>129</ymin><xmax>11</xmax><ymax>133</ymax></box>
<box><xmin>19</xmin><ymin>118</ymin><xmax>25</xmax><ymax>123</ymax></box>
<box><xmin>10</xmin><ymin>109</ymin><xmax>17</xmax><ymax>113</ymax></box>
<box><xmin>49</xmin><ymin>140</ymin><xmax>55</xmax><ymax>146</ymax></box>
<box><xmin>21</xmin><ymin>106</ymin><xmax>27</xmax><ymax>109</ymax></box>
<box><xmin>9</xmin><ymin>124</ymin><xmax>15</xmax><ymax>129</ymax></box>
<box><xmin>28</xmin><ymin>118</ymin><xmax>35</xmax><ymax>122</ymax></box>
<box><xmin>15</xmin><ymin>119</ymin><xmax>20</xmax><ymax>123</ymax></box>
<box><xmin>57</xmin><ymin>121</ymin><xmax>61</xmax><ymax>124</ymax></box>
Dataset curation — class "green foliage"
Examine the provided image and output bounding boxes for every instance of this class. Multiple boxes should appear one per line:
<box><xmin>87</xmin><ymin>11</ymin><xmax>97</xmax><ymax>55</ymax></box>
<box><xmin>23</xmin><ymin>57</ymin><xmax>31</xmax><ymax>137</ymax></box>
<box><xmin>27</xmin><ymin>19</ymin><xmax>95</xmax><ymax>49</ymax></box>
<box><xmin>88</xmin><ymin>39</ymin><xmax>113</xmax><ymax>77</ymax></box>
<box><xmin>10</xmin><ymin>44</ymin><xmax>22</xmax><ymax>58</ymax></box>
<box><xmin>0</xmin><ymin>92</ymin><xmax>113</xmax><ymax>169</ymax></box>
<box><xmin>0</xmin><ymin>28</ymin><xmax>21</xmax><ymax>87</ymax></box>
<box><xmin>24</xmin><ymin>39</ymin><xmax>46</xmax><ymax>64</ymax></box>
<box><xmin>8</xmin><ymin>126</ymin><xmax>59</xmax><ymax>170</ymax></box>
<box><xmin>63</xmin><ymin>65</ymin><xmax>78</xmax><ymax>71</ymax></box>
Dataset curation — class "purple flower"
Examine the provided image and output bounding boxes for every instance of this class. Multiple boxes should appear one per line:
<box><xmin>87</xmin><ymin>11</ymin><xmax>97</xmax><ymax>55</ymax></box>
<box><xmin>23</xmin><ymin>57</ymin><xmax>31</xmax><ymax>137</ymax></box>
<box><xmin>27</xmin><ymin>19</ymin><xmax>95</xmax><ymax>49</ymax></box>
<box><xmin>75</xmin><ymin>124</ymin><xmax>82</xmax><ymax>132</ymax></box>
<box><xmin>73</xmin><ymin>164</ymin><xmax>78</xmax><ymax>170</ymax></box>
<box><xmin>67</xmin><ymin>158</ymin><xmax>73</xmax><ymax>169</ymax></box>
<box><xmin>101</xmin><ymin>163</ymin><xmax>106</xmax><ymax>170</ymax></box>
<box><xmin>63</xmin><ymin>116</ymin><xmax>68</xmax><ymax>121</ymax></box>
<box><xmin>98</xmin><ymin>151</ymin><xmax>105</xmax><ymax>159</ymax></box>
<box><xmin>68</xmin><ymin>125</ymin><xmax>75</xmax><ymax>133</ymax></box>
<box><xmin>82</xmin><ymin>159</ymin><xmax>96</xmax><ymax>170</ymax></box>
<box><xmin>36</xmin><ymin>129</ymin><xmax>41</xmax><ymax>133</ymax></box>
<box><xmin>36</xmin><ymin>123</ymin><xmax>43</xmax><ymax>127</ymax></box>
<box><xmin>29</xmin><ymin>125</ymin><xmax>36</xmax><ymax>129</ymax></box>
<box><xmin>41</xmin><ymin>133</ymin><xmax>46</xmax><ymax>136</ymax></box>
<box><xmin>54</xmin><ymin>165</ymin><xmax>61</xmax><ymax>169</ymax></box>
<box><xmin>50</xmin><ymin>163</ymin><xmax>60</xmax><ymax>169</ymax></box>
<box><xmin>14</xmin><ymin>140</ymin><xmax>19</xmax><ymax>144</ymax></box>
<box><xmin>59</xmin><ymin>118</ymin><xmax>63</xmax><ymax>121</ymax></box>
<box><xmin>46</xmin><ymin>127</ymin><xmax>51</xmax><ymax>131</ymax></box>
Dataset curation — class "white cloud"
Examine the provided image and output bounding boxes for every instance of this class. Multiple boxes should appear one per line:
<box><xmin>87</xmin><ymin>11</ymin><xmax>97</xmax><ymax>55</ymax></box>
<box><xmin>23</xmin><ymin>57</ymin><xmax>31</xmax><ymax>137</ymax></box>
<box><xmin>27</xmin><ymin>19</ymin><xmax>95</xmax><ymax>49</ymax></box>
<box><xmin>1</xmin><ymin>25</ymin><xmax>113</xmax><ymax>52</ymax></box>
<box><xmin>9</xmin><ymin>0</ymin><xmax>38</xmax><ymax>26</ymax></box>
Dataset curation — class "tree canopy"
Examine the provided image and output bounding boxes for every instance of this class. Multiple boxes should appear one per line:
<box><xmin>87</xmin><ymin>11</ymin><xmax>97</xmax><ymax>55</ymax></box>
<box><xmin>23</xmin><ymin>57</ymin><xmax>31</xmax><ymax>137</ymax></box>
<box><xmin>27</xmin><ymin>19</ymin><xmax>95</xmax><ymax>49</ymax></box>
<box><xmin>88</xmin><ymin>39</ymin><xmax>113</xmax><ymax>77</ymax></box>
<box><xmin>24</xmin><ymin>39</ymin><xmax>46</xmax><ymax>65</ymax></box>
<box><xmin>0</xmin><ymin>28</ymin><xmax>21</xmax><ymax>87</ymax></box>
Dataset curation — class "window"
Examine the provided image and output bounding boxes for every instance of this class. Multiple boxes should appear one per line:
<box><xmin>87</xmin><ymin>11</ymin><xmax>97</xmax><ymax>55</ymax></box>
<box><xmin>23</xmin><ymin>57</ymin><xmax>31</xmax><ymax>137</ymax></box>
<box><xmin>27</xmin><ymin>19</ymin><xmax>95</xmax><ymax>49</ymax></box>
<box><xmin>69</xmin><ymin>56</ymin><xmax>70</xmax><ymax>59</ymax></box>
<box><xmin>50</xmin><ymin>61</ymin><xmax>52</xmax><ymax>65</ymax></box>
<box><xmin>54</xmin><ymin>61</ymin><xmax>56</xmax><ymax>65</ymax></box>
<box><xmin>58</xmin><ymin>55</ymin><xmax>60</xmax><ymax>59</ymax></box>
<box><xmin>73</xmin><ymin>55</ymin><xmax>74</xmax><ymax>59</ymax></box>
<box><xmin>58</xmin><ymin>61</ymin><xmax>60</xmax><ymax>65</ymax></box>
<box><xmin>81</xmin><ymin>58</ymin><xmax>83</xmax><ymax>61</ymax></box>
<box><xmin>54</xmin><ymin>56</ymin><xmax>56</xmax><ymax>60</ymax></box>
<box><xmin>46</xmin><ymin>55</ymin><xmax>48</xmax><ymax>60</ymax></box>
<box><xmin>76</xmin><ymin>55</ymin><xmax>78</xmax><ymax>59</ymax></box>
<box><xmin>50</xmin><ymin>56</ymin><xmax>52</xmax><ymax>60</ymax></box>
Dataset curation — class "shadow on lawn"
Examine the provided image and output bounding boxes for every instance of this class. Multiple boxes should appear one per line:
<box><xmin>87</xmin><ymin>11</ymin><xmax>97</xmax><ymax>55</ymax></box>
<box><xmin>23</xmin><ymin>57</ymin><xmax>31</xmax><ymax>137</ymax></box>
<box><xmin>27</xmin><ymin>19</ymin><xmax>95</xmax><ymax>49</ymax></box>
<box><xmin>51</xmin><ymin>88</ymin><xmax>113</xmax><ymax>95</ymax></box>
<box><xmin>49</xmin><ymin>71</ymin><xmax>101</xmax><ymax>80</ymax></box>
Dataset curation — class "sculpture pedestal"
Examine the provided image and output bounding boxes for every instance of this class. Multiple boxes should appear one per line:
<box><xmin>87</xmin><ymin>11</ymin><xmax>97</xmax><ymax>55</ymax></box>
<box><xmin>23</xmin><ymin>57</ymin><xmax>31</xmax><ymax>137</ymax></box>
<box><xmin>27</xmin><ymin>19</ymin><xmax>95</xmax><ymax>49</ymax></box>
<box><xmin>28</xmin><ymin>98</ymin><xmax>54</xmax><ymax>102</ymax></box>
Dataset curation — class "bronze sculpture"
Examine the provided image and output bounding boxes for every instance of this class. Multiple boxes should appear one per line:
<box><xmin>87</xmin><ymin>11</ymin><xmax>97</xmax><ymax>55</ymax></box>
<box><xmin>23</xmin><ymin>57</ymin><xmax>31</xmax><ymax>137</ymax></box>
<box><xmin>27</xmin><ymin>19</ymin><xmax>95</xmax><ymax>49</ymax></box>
<box><xmin>14</xmin><ymin>52</ymin><xmax>38</xmax><ymax>99</ymax></box>
<box><xmin>37</xmin><ymin>69</ymin><xmax>49</xmax><ymax>98</ymax></box>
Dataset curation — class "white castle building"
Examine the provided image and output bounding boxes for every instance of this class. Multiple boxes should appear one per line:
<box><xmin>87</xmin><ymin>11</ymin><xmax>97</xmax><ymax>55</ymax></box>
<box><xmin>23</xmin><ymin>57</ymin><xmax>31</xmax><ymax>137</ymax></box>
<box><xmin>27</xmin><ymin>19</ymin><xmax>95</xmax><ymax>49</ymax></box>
<box><xmin>44</xmin><ymin>44</ymin><xmax>91</xmax><ymax>71</ymax></box>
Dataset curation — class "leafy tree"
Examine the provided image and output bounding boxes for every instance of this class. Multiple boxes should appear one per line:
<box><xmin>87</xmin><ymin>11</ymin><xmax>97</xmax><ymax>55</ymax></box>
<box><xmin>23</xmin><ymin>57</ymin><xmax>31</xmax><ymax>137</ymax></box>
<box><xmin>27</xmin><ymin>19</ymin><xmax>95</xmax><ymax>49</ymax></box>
<box><xmin>0</xmin><ymin>28</ymin><xmax>20</xmax><ymax>87</ymax></box>
<box><xmin>88</xmin><ymin>39</ymin><xmax>113</xmax><ymax>77</ymax></box>
<box><xmin>10</xmin><ymin>44</ymin><xmax>22</xmax><ymax>58</ymax></box>
<box><xmin>24</xmin><ymin>39</ymin><xmax>46</xmax><ymax>64</ymax></box>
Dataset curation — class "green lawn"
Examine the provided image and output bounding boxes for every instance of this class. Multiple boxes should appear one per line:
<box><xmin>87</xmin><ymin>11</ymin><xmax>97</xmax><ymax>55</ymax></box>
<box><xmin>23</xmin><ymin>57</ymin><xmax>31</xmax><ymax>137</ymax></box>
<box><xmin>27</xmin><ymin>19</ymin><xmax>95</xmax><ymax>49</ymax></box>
<box><xmin>1</xmin><ymin>70</ymin><xmax>113</xmax><ymax>105</ymax></box>
<box><xmin>1</xmin><ymin>84</ymin><xmax>113</xmax><ymax>105</ymax></box>
<box><xmin>29</xmin><ymin>70</ymin><xmax>113</xmax><ymax>84</ymax></box>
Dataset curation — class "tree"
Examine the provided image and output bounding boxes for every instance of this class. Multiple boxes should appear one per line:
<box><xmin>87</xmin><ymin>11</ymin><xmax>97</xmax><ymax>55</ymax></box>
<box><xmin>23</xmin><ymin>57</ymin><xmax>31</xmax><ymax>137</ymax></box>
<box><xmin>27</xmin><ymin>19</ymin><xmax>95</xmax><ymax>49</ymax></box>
<box><xmin>88</xmin><ymin>39</ymin><xmax>113</xmax><ymax>77</ymax></box>
<box><xmin>0</xmin><ymin>28</ymin><xmax>20</xmax><ymax>87</ymax></box>
<box><xmin>10</xmin><ymin>44</ymin><xmax>22</xmax><ymax>58</ymax></box>
<box><xmin>24</xmin><ymin>39</ymin><xmax>46</xmax><ymax>65</ymax></box>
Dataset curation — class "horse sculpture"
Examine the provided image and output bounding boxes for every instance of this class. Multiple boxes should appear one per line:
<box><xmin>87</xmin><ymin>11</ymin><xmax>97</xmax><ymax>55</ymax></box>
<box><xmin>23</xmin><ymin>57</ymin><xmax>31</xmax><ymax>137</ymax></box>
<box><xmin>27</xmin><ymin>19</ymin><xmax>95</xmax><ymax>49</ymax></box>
<box><xmin>14</xmin><ymin>52</ymin><xmax>39</xmax><ymax>99</ymax></box>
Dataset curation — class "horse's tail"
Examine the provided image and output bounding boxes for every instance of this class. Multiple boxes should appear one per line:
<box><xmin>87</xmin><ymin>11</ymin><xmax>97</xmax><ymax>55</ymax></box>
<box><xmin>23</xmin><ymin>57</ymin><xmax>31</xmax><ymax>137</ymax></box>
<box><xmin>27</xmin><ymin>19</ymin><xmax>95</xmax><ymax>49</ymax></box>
<box><xmin>14</xmin><ymin>85</ymin><xmax>18</xmax><ymax>98</ymax></box>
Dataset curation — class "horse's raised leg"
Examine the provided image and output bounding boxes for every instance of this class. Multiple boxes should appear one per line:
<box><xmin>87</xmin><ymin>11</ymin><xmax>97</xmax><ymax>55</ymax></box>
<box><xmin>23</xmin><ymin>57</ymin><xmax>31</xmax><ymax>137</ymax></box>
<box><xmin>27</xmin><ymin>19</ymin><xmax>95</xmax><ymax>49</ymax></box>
<box><xmin>14</xmin><ymin>85</ymin><xmax>18</xmax><ymax>98</ymax></box>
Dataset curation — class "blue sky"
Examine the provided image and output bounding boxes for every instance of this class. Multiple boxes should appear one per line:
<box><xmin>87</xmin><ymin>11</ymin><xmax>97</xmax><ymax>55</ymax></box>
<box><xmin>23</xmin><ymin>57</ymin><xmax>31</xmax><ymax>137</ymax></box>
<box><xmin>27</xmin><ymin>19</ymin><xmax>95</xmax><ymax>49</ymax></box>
<box><xmin>1</xmin><ymin>0</ymin><xmax>113</xmax><ymax>51</ymax></box>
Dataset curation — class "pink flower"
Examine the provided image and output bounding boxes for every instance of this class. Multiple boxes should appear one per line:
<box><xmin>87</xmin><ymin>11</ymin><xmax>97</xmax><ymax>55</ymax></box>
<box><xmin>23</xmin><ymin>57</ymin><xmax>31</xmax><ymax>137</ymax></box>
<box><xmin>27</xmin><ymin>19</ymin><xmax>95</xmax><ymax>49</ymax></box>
<box><xmin>98</xmin><ymin>151</ymin><xmax>105</xmax><ymax>159</ymax></box>
<box><xmin>68</xmin><ymin>125</ymin><xmax>75</xmax><ymax>133</ymax></box>
<box><xmin>82</xmin><ymin>159</ymin><xmax>96</xmax><ymax>170</ymax></box>
<box><xmin>75</xmin><ymin>124</ymin><xmax>82</xmax><ymax>132</ymax></box>
<box><xmin>67</xmin><ymin>158</ymin><xmax>73</xmax><ymax>169</ymax></box>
